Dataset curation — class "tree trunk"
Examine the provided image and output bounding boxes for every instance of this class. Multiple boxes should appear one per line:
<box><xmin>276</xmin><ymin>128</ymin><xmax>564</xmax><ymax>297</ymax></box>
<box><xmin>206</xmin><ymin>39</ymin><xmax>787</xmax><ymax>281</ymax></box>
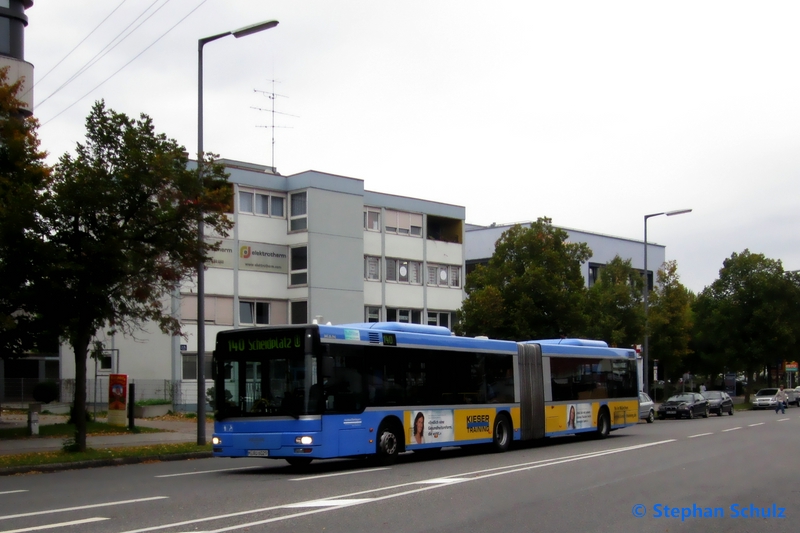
<box><xmin>744</xmin><ymin>365</ymin><xmax>753</xmax><ymax>404</ymax></box>
<box><xmin>72</xmin><ymin>332</ymin><xmax>91</xmax><ymax>452</ymax></box>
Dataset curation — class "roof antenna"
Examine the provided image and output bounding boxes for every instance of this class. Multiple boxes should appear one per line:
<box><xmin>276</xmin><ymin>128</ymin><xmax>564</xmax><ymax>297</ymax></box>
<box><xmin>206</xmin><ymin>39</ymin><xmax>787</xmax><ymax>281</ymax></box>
<box><xmin>252</xmin><ymin>79</ymin><xmax>298</xmax><ymax>172</ymax></box>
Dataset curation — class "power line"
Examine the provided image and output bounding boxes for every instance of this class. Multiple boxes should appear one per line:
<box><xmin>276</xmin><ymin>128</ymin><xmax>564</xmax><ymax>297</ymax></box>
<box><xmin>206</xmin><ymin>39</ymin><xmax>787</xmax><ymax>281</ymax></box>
<box><xmin>22</xmin><ymin>0</ymin><xmax>130</xmax><ymax>101</ymax></box>
<box><xmin>40</xmin><ymin>0</ymin><xmax>210</xmax><ymax>127</ymax></box>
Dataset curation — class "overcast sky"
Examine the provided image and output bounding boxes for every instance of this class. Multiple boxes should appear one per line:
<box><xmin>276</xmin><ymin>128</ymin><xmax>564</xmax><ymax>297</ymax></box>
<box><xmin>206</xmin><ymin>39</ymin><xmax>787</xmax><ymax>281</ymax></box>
<box><xmin>24</xmin><ymin>1</ymin><xmax>800</xmax><ymax>293</ymax></box>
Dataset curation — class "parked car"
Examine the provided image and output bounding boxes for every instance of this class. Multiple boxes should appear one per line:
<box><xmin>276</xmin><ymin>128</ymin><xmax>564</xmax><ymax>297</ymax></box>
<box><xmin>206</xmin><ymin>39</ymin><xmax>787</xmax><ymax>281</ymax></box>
<box><xmin>752</xmin><ymin>388</ymin><xmax>780</xmax><ymax>410</ymax></box>
<box><xmin>657</xmin><ymin>393</ymin><xmax>709</xmax><ymax>420</ymax></box>
<box><xmin>639</xmin><ymin>392</ymin><xmax>655</xmax><ymax>423</ymax></box>
<box><xmin>785</xmin><ymin>388</ymin><xmax>799</xmax><ymax>407</ymax></box>
<box><xmin>701</xmin><ymin>390</ymin><xmax>734</xmax><ymax>416</ymax></box>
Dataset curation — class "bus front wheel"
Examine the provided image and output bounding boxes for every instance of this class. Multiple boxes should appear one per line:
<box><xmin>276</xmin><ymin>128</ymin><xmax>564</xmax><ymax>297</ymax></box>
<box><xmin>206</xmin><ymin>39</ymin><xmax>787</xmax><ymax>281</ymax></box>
<box><xmin>286</xmin><ymin>457</ymin><xmax>313</xmax><ymax>468</ymax></box>
<box><xmin>491</xmin><ymin>414</ymin><xmax>512</xmax><ymax>453</ymax></box>
<box><xmin>376</xmin><ymin>422</ymin><xmax>401</xmax><ymax>465</ymax></box>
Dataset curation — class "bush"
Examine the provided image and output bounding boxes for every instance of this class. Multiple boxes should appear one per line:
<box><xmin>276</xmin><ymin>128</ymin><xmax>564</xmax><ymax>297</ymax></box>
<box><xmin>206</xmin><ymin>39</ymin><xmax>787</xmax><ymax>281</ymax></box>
<box><xmin>135</xmin><ymin>398</ymin><xmax>171</xmax><ymax>407</ymax></box>
<box><xmin>32</xmin><ymin>381</ymin><xmax>60</xmax><ymax>404</ymax></box>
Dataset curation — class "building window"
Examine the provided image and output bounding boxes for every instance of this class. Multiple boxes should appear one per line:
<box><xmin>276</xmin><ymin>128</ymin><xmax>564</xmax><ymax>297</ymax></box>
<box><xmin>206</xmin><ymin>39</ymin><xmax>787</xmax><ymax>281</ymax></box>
<box><xmin>588</xmin><ymin>263</ymin><xmax>602</xmax><ymax>288</ymax></box>
<box><xmin>427</xmin><ymin>311</ymin><xmax>452</xmax><ymax>329</ymax></box>
<box><xmin>291</xmin><ymin>301</ymin><xmax>308</xmax><ymax>324</ymax></box>
<box><xmin>364</xmin><ymin>209</ymin><xmax>380</xmax><ymax>231</ymax></box>
<box><xmin>239</xmin><ymin>301</ymin><xmax>270</xmax><ymax>325</ymax></box>
<box><xmin>239</xmin><ymin>191</ymin><xmax>254</xmax><ymax>213</ymax></box>
<box><xmin>182</xmin><ymin>353</ymin><xmax>213</xmax><ymax>381</ymax></box>
<box><xmin>238</xmin><ymin>188</ymin><xmax>285</xmax><ymax>218</ymax></box>
<box><xmin>385</xmin><ymin>258</ymin><xmax>422</xmax><ymax>284</ymax></box>
<box><xmin>290</xmin><ymin>246</ymin><xmax>308</xmax><ymax>286</ymax></box>
<box><xmin>387</xmin><ymin>308</ymin><xmax>422</xmax><ymax>324</ymax></box>
<box><xmin>99</xmin><ymin>354</ymin><xmax>113</xmax><ymax>371</ymax></box>
<box><xmin>365</xmin><ymin>306</ymin><xmax>381</xmax><ymax>322</ymax></box>
<box><xmin>365</xmin><ymin>256</ymin><xmax>380</xmax><ymax>281</ymax></box>
<box><xmin>180</xmin><ymin>295</ymin><xmax>234</xmax><ymax>325</ymax></box>
<box><xmin>290</xmin><ymin>192</ymin><xmax>307</xmax><ymax>231</ymax></box>
<box><xmin>384</xmin><ymin>210</ymin><xmax>422</xmax><ymax>237</ymax></box>
<box><xmin>427</xmin><ymin>264</ymin><xmax>461</xmax><ymax>288</ymax></box>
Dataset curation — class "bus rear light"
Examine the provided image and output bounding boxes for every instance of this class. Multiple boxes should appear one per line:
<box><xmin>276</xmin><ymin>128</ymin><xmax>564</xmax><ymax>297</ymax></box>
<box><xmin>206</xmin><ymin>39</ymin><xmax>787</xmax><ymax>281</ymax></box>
<box><xmin>295</xmin><ymin>436</ymin><xmax>313</xmax><ymax>445</ymax></box>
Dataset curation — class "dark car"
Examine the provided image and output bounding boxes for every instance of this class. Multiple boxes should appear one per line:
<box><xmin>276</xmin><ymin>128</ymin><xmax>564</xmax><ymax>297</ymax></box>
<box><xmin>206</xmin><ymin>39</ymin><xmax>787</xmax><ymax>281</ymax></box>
<box><xmin>657</xmin><ymin>393</ymin><xmax>709</xmax><ymax>420</ymax></box>
<box><xmin>701</xmin><ymin>390</ymin><xmax>734</xmax><ymax>416</ymax></box>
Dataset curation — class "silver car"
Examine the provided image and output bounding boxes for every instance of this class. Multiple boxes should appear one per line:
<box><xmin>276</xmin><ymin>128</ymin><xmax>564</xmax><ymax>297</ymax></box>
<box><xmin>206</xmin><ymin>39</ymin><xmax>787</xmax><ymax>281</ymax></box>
<box><xmin>753</xmin><ymin>388</ymin><xmax>779</xmax><ymax>410</ymax></box>
<box><xmin>639</xmin><ymin>392</ymin><xmax>655</xmax><ymax>423</ymax></box>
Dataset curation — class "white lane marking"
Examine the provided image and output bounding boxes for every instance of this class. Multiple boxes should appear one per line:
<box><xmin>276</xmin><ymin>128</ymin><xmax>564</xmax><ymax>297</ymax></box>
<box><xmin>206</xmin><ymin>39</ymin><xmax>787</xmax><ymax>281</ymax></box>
<box><xmin>748</xmin><ymin>423</ymin><xmax>764</xmax><ymax>427</ymax></box>
<box><xmin>156</xmin><ymin>466</ymin><xmax>262</xmax><ymax>478</ymax></box>
<box><xmin>415</xmin><ymin>478</ymin><xmax>470</xmax><ymax>484</ymax></box>
<box><xmin>687</xmin><ymin>433</ymin><xmax>713</xmax><ymax>438</ymax></box>
<box><xmin>0</xmin><ymin>491</ymin><xmax>28</xmax><ymax>496</ymax></box>
<box><xmin>777</xmin><ymin>418</ymin><xmax>790</xmax><ymax>422</ymax></box>
<box><xmin>119</xmin><ymin>439</ymin><xmax>676</xmax><ymax>533</ymax></box>
<box><xmin>722</xmin><ymin>427</ymin><xmax>741</xmax><ymax>432</ymax></box>
<box><xmin>0</xmin><ymin>517</ymin><xmax>108</xmax><ymax>533</ymax></box>
<box><xmin>289</xmin><ymin>467</ymin><xmax>390</xmax><ymax>481</ymax></box>
<box><xmin>0</xmin><ymin>497</ymin><xmax>167</xmax><ymax>521</ymax></box>
<box><xmin>283</xmin><ymin>499</ymin><xmax>373</xmax><ymax>508</ymax></box>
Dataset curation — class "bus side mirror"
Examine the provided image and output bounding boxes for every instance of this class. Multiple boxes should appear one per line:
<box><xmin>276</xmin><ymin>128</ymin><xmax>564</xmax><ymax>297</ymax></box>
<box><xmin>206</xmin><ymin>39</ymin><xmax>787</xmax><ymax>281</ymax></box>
<box><xmin>321</xmin><ymin>356</ymin><xmax>335</xmax><ymax>378</ymax></box>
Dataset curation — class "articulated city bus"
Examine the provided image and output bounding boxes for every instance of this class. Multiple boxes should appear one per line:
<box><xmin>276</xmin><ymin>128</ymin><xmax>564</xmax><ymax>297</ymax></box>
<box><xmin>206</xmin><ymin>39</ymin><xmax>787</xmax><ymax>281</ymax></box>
<box><xmin>210</xmin><ymin>322</ymin><xmax>639</xmax><ymax>466</ymax></box>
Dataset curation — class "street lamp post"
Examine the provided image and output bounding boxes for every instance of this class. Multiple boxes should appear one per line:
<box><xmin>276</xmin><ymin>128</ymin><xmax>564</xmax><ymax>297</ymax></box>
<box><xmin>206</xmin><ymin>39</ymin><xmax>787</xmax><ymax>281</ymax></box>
<box><xmin>196</xmin><ymin>20</ymin><xmax>279</xmax><ymax>445</ymax></box>
<box><xmin>643</xmin><ymin>208</ymin><xmax>692</xmax><ymax>399</ymax></box>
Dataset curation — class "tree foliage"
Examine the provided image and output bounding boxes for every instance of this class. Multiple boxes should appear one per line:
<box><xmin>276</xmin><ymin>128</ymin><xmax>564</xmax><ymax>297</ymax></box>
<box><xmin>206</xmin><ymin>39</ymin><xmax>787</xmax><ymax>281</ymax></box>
<box><xmin>18</xmin><ymin>101</ymin><xmax>232</xmax><ymax>450</ymax></box>
<box><xmin>647</xmin><ymin>260</ymin><xmax>693</xmax><ymax>383</ymax></box>
<box><xmin>692</xmin><ymin>250</ymin><xmax>800</xmax><ymax>401</ymax></box>
<box><xmin>584</xmin><ymin>255</ymin><xmax>644</xmax><ymax>347</ymax></box>
<box><xmin>0</xmin><ymin>67</ymin><xmax>52</xmax><ymax>357</ymax></box>
<box><xmin>456</xmin><ymin>218</ymin><xmax>591</xmax><ymax>340</ymax></box>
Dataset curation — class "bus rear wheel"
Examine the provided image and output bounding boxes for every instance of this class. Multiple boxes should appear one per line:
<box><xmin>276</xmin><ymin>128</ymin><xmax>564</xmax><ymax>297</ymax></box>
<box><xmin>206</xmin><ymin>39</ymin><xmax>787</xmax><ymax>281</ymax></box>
<box><xmin>491</xmin><ymin>414</ymin><xmax>512</xmax><ymax>453</ymax></box>
<box><xmin>376</xmin><ymin>421</ymin><xmax>401</xmax><ymax>465</ymax></box>
<box><xmin>595</xmin><ymin>409</ymin><xmax>610</xmax><ymax>439</ymax></box>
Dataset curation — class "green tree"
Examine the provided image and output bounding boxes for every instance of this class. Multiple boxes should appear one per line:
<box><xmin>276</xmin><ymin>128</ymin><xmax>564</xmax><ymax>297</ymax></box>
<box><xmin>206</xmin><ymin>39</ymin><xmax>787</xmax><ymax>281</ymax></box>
<box><xmin>0</xmin><ymin>67</ymin><xmax>52</xmax><ymax>357</ymax></box>
<box><xmin>34</xmin><ymin>101</ymin><xmax>233</xmax><ymax>450</ymax></box>
<box><xmin>584</xmin><ymin>255</ymin><xmax>644</xmax><ymax>347</ymax></box>
<box><xmin>456</xmin><ymin>218</ymin><xmax>591</xmax><ymax>340</ymax></box>
<box><xmin>692</xmin><ymin>250</ymin><xmax>800</xmax><ymax>402</ymax></box>
<box><xmin>647</xmin><ymin>260</ymin><xmax>693</xmax><ymax>386</ymax></box>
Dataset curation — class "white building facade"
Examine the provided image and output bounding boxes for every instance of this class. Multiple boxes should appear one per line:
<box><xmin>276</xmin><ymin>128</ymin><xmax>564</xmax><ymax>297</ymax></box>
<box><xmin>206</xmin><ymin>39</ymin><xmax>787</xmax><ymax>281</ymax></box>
<box><xmin>59</xmin><ymin>160</ymin><xmax>466</xmax><ymax>408</ymax></box>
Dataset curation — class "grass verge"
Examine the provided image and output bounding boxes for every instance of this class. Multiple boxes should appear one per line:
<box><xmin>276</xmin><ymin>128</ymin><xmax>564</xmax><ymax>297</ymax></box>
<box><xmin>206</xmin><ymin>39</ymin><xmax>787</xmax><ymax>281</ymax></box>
<box><xmin>0</xmin><ymin>421</ymin><xmax>163</xmax><ymax>440</ymax></box>
<box><xmin>0</xmin><ymin>442</ymin><xmax>212</xmax><ymax>470</ymax></box>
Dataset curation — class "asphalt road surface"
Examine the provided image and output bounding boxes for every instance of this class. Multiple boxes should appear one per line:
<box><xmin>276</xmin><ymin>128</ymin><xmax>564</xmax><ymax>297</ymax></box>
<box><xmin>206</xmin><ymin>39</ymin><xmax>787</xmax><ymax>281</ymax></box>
<box><xmin>0</xmin><ymin>408</ymin><xmax>797</xmax><ymax>533</ymax></box>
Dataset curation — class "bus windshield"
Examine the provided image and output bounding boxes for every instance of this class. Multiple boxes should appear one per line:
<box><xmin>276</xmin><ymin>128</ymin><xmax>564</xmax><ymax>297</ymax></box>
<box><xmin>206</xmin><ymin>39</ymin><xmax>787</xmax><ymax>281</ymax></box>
<box><xmin>212</xmin><ymin>327</ymin><xmax>327</xmax><ymax>419</ymax></box>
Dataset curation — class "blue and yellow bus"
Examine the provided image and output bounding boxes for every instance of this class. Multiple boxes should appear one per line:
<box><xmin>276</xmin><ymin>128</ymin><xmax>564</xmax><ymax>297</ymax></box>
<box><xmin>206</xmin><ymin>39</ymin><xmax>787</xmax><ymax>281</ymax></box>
<box><xmin>210</xmin><ymin>322</ymin><xmax>639</xmax><ymax>466</ymax></box>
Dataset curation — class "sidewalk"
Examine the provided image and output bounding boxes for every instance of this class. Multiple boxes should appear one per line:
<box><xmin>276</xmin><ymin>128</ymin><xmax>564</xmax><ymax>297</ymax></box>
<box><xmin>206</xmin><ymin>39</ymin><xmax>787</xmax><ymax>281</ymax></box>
<box><xmin>0</xmin><ymin>410</ymin><xmax>214</xmax><ymax>474</ymax></box>
<box><xmin>0</xmin><ymin>413</ymin><xmax>214</xmax><ymax>456</ymax></box>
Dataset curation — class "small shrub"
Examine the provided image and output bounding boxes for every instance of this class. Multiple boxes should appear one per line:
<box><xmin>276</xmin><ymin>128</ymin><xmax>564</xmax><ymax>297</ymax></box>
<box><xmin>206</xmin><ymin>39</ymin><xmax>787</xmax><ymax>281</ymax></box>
<box><xmin>32</xmin><ymin>381</ymin><xmax>60</xmax><ymax>404</ymax></box>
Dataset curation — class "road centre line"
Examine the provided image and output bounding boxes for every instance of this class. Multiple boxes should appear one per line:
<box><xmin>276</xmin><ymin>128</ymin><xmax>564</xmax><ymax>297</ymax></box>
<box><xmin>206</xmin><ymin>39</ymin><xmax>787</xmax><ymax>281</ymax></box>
<box><xmin>0</xmin><ymin>497</ymin><xmax>167</xmax><ymax>521</ymax></box>
<box><xmin>748</xmin><ymin>423</ymin><xmax>764</xmax><ymax>427</ymax></box>
<box><xmin>0</xmin><ymin>491</ymin><xmax>28</xmax><ymax>496</ymax></box>
<box><xmin>687</xmin><ymin>433</ymin><xmax>713</xmax><ymax>438</ymax></box>
<box><xmin>156</xmin><ymin>466</ymin><xmax>263</xmax><ymax>478</ymax></box>
<box><xmin>290</xmin><ymin>467</ymin><xmax>390</xmax><ymax>481</ymax></box>
<box><xmin>118</xmin><ymin>439</ymin><xmax>675</xmax><ymax>533</ymax></box>
<box><xmin>777</xmin><ymin>418</ymin><xmax>790</xmax><ymax>422</ymax></box>
<box><xmin>722</xmin><ymin>427</ymin><xmax>742</xmax><ymax>432</ymax></box>
<box><xmin>0</xmin><ymin>517</ymin><xmax>108</xmax><ymax>533</ymax></box>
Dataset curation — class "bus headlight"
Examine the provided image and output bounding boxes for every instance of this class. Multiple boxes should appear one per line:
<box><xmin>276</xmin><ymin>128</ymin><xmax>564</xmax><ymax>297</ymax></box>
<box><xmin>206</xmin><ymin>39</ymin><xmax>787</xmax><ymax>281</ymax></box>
<box><xmin>295</xmin><ymin>436</ymin><xmax>313</xmax><ymax>445</ymax></box>
<box><xmin>212</xmin><ymin>436</ymin><xmax>222</xmax><ymax>445</ymax></box>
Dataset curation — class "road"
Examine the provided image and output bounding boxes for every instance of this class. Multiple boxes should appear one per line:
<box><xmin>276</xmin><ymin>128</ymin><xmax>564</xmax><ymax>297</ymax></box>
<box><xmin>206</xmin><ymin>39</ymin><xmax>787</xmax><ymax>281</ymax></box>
<box><xmin>0</xmin><ymin>409</ymin><xmax>797</xmax><ymax>533</ymax></box>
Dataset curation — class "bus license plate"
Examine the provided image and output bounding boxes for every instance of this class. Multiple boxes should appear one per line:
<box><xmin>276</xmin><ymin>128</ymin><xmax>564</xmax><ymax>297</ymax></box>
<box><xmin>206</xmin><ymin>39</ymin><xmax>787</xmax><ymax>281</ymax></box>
<box><xmin>247</xmin><ymin>450</ymin><xmax>269</xmax><ymax>457</ymax></box>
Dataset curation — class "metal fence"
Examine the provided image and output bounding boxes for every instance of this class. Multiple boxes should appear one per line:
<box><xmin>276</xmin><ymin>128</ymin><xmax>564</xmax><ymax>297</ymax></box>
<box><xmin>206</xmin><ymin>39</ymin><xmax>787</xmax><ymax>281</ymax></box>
<box><xmin>1</xmin><ymin>378</ymin><xmax>200</xmax><ymax>412</ymax></box>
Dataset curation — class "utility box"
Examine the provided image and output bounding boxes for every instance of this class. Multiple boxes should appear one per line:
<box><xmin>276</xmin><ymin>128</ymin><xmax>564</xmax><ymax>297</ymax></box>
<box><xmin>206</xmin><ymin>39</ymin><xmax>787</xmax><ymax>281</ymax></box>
<box><xmin>28</xmin><ymin>403</ymin><xmax>41</xmax><ymax>436</ymax></box>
